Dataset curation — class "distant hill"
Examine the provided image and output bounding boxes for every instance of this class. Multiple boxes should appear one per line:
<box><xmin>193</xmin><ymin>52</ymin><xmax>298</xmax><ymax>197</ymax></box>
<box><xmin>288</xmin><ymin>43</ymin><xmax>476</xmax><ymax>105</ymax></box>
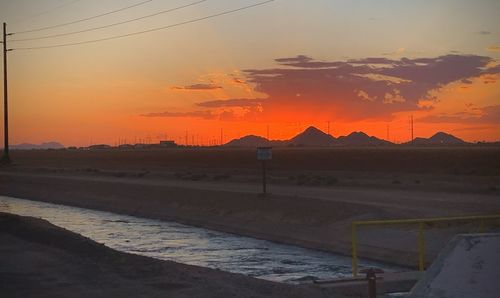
<box><xmin>11</xmin><ymin>142</ymin><xmax>65</xmax><ymax>150</ymax></box>
<box><xmin>224</xmin><ymin>127</ymin><xmax>474</xmax><ymax>148</ymax></box>
<box><xmin>408</xmin><ymin>132</ymin><xmax>467</xmax><ymax>145</ymax></box>
<box><xmin>225</xmin><ymin>135</ymin><xmax>270</xmax><ymax>147</ymax></box>
<box><xmin>288</xmin><ymin>126</ymin><xmax>335</xmax><ymax>146</ymax></box>
<box><xmin>336</xmin><ymin>132</ymin><xmax>392</xmax><ymax>146</ymax></box>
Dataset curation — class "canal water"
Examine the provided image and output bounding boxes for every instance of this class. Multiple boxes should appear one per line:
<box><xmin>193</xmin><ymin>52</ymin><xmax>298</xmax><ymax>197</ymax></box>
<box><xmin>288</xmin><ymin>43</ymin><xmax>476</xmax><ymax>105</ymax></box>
<box><xmin>0</xmin><ymin>196</ymin><xmax>395</xmax><ymax>283</ymax></box>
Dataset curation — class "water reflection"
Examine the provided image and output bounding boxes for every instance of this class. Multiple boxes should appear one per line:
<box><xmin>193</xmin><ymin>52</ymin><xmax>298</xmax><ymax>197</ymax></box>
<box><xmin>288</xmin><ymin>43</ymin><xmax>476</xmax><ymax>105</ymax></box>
<box><xmin>0</xmin><ymin>196</ymin><xmax>394</xmax><ymax>283</ymax></box>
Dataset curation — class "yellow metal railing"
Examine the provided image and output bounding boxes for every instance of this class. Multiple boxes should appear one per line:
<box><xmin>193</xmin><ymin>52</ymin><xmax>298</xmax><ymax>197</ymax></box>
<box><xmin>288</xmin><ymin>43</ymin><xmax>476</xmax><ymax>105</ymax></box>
<box><xmin>351</xmin><ymin>214</ymin><xmax>500</xmax><ymax>276</ymax></box>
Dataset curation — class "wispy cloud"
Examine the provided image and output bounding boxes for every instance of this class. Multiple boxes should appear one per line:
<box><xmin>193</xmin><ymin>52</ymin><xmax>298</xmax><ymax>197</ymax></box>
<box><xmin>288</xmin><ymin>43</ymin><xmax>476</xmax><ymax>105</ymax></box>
<box><xmin>419</xmin><ymin>105</ymin><xmax>500</xmax><ymax>124</ymax></box>
<box><xmin>140</xmin><ymin>109</ymin><xmax>261</xmax><ymax>122</ymax></box>
<box><xmin>171</xmin><ymin>83</ymin><xmax>223</xmax><ymax>90</ymax></box>
<box><xmin>196</xmin><ymin>98</ymin><xmax>263</xmax><ymax>108</ymax></box>
<box><xmin>487</xmin><ymin>45</ymin><xmax>500</xmax><ymax>52</ymax></box>
<box><xmin>141</xmin><ymin>111</ymin><xmax>214</xmax><ymax>119</ymax></box>
<box><xmin>478</xmin><ymin>30</ymin><xmax>492</xmax><ymax>35</ymax></box>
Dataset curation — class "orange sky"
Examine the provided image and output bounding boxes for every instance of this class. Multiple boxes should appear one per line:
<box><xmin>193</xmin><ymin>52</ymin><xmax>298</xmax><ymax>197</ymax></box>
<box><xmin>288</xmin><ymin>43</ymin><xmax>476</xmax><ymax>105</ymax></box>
<box><xmin>1</xmin><ymin>0</ymin><xmax>499</xmax><ymax>146</ymax></box>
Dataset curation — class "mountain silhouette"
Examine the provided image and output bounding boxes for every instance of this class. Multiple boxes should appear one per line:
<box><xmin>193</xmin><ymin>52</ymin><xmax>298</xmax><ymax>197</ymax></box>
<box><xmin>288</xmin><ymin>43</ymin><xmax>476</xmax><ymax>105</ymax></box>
<box><xmin>225</xmin><ymin>135</ymin><xmax>270</xmax><ymax>147</ymax></box>
<box><xmin>408</xmin><ymin>132</ymin><xmax>467</xmax><ymax>145</ymax></box>
<box><xmin>288</xmin><ymin>126</ymin><xmax>335</xmax><ymax>146</ymax></box>
<box><xmin>336</xmin><ymin>131</ymin><xmax>392</xmax><ymax>146</ymax></box>
<box><xmin>11</xmin><ymin>142</ymin><xmax>65</xmax><ymax>150</ymax></box>
<box><xmin>223</xmin><ymin>127</ymin><xmax>472</xmax><ymax>147</ymax></box>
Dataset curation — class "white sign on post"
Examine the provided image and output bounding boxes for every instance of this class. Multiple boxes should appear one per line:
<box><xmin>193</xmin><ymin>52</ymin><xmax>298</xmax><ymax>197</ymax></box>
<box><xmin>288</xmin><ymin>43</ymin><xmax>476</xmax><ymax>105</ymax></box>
<box><xmin>257</xmin><ymin>147</ymin><xmax>272</xmax><ymax>161</ymax></box>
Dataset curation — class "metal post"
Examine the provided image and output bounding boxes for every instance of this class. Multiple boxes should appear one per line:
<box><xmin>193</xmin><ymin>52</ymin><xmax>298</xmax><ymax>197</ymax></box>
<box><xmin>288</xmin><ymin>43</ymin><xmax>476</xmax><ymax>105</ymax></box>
<box><xmin>479</xmin><ymin>219</ymin><xmax>485</xmax><ymax>233</ymax></box>
<box><xmin>417</xmin><ymin>222</ymin><xmax>425</xmax><ymax>271</ymax></box>
<box><xmin>366</xmin><ymin>270</ymin><xmax>377</xmax><ymax>298</ymax></box>
<box><xmin>2</xmin><ymin>22</ymin><xmax>10</xmax><ymax>163</ymax></box>
<box><xmin>352</xmin><ymin>222</ymin><xmax>358</xmax><ymax>276</ymax></box>
<box><xmin>262</xmin><ymin>160</ymin><xmax>267</xmax><ymax>195</ymax></box>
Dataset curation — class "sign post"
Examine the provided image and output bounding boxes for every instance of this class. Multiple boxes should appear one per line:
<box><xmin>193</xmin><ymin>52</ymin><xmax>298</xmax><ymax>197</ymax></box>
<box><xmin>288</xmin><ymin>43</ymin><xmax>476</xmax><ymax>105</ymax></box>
<box><xmin>257</xmin><ymin>147</ymin><xmax>272</xmax><ymax>195</ymax></box>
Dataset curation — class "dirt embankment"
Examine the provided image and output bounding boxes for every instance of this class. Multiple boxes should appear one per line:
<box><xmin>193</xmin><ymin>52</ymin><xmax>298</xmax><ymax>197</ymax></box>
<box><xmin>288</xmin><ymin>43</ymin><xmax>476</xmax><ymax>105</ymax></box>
<box><xmin>0</xmin><ymin>212</ymin><xmax>328</xmax><ymax>298</ymax></box>
<box><xmin>2</xmin><ymin>169</ymin><xmax>499</xmax><ymax>268</ymax></box>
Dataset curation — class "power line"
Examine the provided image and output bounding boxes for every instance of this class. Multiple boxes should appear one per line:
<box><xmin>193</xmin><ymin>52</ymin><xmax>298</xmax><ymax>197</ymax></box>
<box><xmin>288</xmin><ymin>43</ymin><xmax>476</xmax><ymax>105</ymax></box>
<box><xmin>8</xmin><ymin>0</ymin><xmax>80</xmax><ymax>24</ymax></box>
<box><xmin>13</xmin><ymin>0</ymin><xmax>154</xmax><ymax>35</ymax></box>
<box><xmin>13</xmin><ymin>0</ymin><xmax>83</xmax><ymax>25</ymax></box>
<box><xmin>30</xmin><ymin>0</ymin><xmax>83</xmax><ymax>18</ymax></box>
<box><xmin>11</xmin><ymin>0</ymin><xmax>208</xmax><ymax>41</ymax></box>
<box><xmin>11</xmin><ymin>0</ymin><xmax>275</xmax><ymax>51</ymax></box>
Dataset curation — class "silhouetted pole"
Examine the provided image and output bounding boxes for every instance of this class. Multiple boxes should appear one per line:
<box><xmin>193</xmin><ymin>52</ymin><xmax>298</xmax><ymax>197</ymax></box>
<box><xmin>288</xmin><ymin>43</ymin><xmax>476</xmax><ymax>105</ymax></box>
<box><xmin>411</xmin><ymin>115</ymin><xmax>414</xmax><ymax>144</ymax></box>
<box><xmin>2</xmin><ymin>23</ymin><xmax>10</xmax><ymax>163</ymax></box>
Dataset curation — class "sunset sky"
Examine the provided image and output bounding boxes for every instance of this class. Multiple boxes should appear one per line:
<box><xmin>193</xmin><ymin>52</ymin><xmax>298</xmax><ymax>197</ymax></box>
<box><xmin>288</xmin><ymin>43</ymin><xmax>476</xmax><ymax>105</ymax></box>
<box><xmin>0</xmin><ymin>0</ymin><xmax>499</xmax><ymax>146</ymax></box>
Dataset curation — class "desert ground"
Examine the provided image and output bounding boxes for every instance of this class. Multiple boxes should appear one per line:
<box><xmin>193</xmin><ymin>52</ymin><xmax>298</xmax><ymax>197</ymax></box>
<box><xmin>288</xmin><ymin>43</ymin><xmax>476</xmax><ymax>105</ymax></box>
<box><xmin>1</xmin><ymin>147</ymin><xmax>499</xmax><ymax>270</ymax></box>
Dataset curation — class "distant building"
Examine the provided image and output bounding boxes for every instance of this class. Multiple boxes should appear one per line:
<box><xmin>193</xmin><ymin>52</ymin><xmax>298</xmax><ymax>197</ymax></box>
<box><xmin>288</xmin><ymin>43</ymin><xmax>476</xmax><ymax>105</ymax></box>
<box><xmin>89</xmin><ymin>144</ymin><xmax>112</xmax><ymax>150</ymax></box>
<box><xmin>118</xmin><ymin>144</ymin><xmax>134</xmax><ymax>150</ymax></box>
<box><xmin>159</xmin><ymin>140</ymin><xmax>177</xmax><ymax>147</ymax></box>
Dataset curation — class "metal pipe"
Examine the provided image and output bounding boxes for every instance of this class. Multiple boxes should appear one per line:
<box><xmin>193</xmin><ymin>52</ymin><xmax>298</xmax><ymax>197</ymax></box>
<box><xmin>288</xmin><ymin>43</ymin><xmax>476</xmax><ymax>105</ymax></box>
<box><xmin>353</xmin><ymin>214</ymin><xmax>500</xmax><ymax>226</ymax></box>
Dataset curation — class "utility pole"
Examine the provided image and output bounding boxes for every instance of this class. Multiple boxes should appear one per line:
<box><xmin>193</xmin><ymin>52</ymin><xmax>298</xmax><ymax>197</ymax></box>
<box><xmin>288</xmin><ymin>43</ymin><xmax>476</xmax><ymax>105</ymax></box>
<box><xmin>220</xmin><ymin>128</ymin><xmax>223</xmax><ymax>145</ymax></box>
<box><xmin>410</xmin><ymin>115</ymin><xmax>414</xmax><ymax>143</ymax></box>
<box><xmin>267</xmin><ymin>124</ymin><xmax>269</xmax><ymax>140</ymax></box>
<box><xmin>327</xmin><ymin>121</ymin><xmax>330</xmax><ymax>135</ymax></box>
<box><xmin>1</xmin><ymin>23</ymin><xmax>11</xmax><ymax>163</ymax></box>
<box><xmin>386</xmin><ymin>124</ymin><xmax>389</xmax><ymax>141</ymax></box>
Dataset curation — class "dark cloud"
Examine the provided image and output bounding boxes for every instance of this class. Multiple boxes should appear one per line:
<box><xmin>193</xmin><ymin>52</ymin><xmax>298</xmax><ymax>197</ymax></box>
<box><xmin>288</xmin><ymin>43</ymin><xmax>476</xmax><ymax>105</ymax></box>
<box><xmin>478</xmin><ymin>30</ymin><xmax>491</xmax><ymax>35</ymax></box>
<box><xmin>275</xmin><ymin>55</ymin><xmax>313</xmax><ymax>64</ymax></box>
<box><xmin>484</xmin><ymin>64</ymin><xmax>500</xmax><ymax>75</ymax></box>
<box><xmin>239</xmin><ymin>54</ymin><xmax>499</xmax><ymax>120</ymax></box>
<box><xmin>171</xmin><ymin>84</ymin><xmax>222</xmax><ymax>90</ymax></box>
<box><xmin>378</xmin><ymin>55</ymin><xmax>490</xmax><ymax>84</ymax></box>
<box><xmin>275</xmin><ymin>55</ymin><xmax>346</xmax><ymax>68</ymax></box>
<box><xmin>348</xmin><ymin>57</ymin><xmax>395</xmax><ymax>64</ymax></box>
<box><xmin>146</xmin><ymin>54</ymin><xmax>499</xmax><ymax>122</ymax></box>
